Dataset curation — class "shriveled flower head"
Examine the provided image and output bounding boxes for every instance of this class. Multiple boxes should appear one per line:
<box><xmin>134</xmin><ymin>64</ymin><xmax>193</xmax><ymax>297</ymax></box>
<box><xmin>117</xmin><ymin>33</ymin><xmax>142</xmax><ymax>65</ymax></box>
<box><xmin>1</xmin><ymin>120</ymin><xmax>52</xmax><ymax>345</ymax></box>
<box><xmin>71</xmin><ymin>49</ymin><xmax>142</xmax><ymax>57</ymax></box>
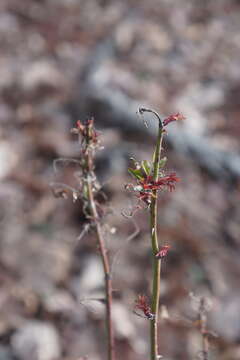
<box><xmin>71</xmin><ymin>118</ymin><xmax>100</xmax><ymax>148</ymax></box>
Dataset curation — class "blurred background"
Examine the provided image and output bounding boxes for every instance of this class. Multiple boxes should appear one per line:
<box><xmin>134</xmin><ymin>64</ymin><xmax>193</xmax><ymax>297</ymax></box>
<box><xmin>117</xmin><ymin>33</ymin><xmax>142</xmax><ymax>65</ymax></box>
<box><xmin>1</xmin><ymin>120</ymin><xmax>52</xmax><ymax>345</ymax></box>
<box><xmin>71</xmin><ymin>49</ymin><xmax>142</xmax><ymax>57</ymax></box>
<box><xmin>1</xmin><ymin>0</ymin><xmax>240</xmax><ymax>359</ymax></box>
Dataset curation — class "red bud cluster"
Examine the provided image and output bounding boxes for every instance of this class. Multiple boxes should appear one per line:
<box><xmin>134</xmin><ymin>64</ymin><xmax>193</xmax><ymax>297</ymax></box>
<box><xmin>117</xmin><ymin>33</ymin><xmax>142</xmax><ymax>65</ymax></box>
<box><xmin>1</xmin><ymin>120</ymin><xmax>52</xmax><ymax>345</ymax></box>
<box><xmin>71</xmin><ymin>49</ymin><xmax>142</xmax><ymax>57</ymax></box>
<box><xmin>140</xmin><ymin>173</ymin><xmax>180</xmax><ymax>193</ymax></box>
<box><xmin>135</xmin><ymin>295</ymin><xmax>154</xmax><ymax>320</ymax></box>
<box><xmin>155</xmin><ymin>245</ymin><xmax>171</xmax><ymax>259</ymax></box>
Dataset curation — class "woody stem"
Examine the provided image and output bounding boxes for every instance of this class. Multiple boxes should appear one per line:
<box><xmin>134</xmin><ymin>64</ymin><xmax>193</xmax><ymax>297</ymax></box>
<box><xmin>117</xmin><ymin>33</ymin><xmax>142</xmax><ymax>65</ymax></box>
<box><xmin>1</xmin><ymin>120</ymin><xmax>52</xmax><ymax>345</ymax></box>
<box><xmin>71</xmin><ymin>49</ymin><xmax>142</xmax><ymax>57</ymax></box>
<box><xmin>83</xmin><ymin>130</ymin><xmax>115</xmax><ymax>360</ymax></box>
<box><xmin>86</xmin><ymin>176</ymin><xmax>115</xmax><ymax>360</ymax></box>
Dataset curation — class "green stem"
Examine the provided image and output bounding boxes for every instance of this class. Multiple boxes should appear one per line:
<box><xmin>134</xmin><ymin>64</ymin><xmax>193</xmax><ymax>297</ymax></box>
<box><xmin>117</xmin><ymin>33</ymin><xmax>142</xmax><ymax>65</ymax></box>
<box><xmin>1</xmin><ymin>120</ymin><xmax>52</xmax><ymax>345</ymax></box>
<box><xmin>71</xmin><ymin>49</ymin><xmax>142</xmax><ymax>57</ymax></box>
<box><xmin>141</xmin><ymin>108</ymin><xmax>163</xmax><ymax>360</ymax></box>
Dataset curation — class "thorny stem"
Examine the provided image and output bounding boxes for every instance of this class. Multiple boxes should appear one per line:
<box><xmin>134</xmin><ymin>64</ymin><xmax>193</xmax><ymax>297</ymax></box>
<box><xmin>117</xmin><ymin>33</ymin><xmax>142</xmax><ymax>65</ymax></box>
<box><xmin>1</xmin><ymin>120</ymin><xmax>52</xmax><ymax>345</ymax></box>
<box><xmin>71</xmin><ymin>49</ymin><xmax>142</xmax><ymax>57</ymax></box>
<box><xmin>139</xmin><ymin>108</ymin><xmax>164</xmax><ymax>360</ymax></box>
<box><xmin>82</xmin><ymin>128</ymin><xmax>115</xmax><ymax>360</ymax></box>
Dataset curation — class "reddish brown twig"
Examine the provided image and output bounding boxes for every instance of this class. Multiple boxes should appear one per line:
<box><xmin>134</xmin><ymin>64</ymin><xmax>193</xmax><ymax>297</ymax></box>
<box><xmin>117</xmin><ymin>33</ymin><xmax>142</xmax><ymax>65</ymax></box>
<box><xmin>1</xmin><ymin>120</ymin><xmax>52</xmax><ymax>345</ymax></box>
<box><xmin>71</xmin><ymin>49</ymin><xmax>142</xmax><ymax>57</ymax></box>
<box><xmin>76</xmin><ymin>119</ymin><xmax>115</xmax><ymax>360</ymax></box>
<box><xmin>53</xmin><ymin>118</ymin><xmax>115</xmax><ymax>360</ymax></box>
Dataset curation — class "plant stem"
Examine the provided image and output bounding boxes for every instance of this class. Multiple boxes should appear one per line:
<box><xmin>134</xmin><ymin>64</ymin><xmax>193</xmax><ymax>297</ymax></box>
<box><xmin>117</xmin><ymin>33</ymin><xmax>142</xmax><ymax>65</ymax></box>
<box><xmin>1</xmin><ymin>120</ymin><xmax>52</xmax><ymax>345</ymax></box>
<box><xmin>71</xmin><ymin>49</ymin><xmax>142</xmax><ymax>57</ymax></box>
<box><xmin>199</xmin><ymin>297</ymin><xmax>209</xmax><ymax>360</ymax></box>
<box><xmin>86</xmin><ymin>176</ymin><xmax>115</xmax><ymax>360</ymax></box>
<box><xmin>148</xmin><ymin>111</ymin><xmax>164</xmax><ymax>360</ymax></box>
<box><xmin>87</xmin><ymin>165</ymin><xmax>115</xmax><ymax>360</ymax></box>
<box><xmin>83</xmin><ymin>128</ymin><xmax>115</xmax><ymax>360</ymax></box>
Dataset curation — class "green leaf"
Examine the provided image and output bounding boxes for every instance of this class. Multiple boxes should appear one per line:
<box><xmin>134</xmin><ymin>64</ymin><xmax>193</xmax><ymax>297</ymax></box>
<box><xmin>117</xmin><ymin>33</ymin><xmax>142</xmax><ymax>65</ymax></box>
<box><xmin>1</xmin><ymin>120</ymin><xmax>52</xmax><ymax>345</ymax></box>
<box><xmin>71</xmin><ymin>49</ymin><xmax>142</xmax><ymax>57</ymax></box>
<box><xmin>159</xmin><ymin>157</ymin><xmax>167</xmax><ymax>169</ymax></box>
<box><xmin>141</xmin><ymin>160</ymin><xmax>152</xmax><ymax>176</ymax></box>
<box><xmin>128</xmin><ymin>168</ymin><xmax>144</xmax><ymax>180</ymax></box>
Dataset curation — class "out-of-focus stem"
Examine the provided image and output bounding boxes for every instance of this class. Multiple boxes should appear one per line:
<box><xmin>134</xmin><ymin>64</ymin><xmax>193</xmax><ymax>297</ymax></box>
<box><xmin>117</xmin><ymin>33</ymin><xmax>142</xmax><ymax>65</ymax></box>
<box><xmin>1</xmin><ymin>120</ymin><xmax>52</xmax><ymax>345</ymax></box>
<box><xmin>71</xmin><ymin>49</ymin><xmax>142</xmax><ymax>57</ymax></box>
<box><xmin>199</xmin><ymin>297</ymin><xmax>209</xmax><ymax>360</ymax></box>
<box><xmin>84</xmin><ymin>132</ymin><xmax>115</xmax><ymax>360</ymax></box>
<box><xmin>86</xmin><ymin>177</ymin><xmax>115</xmax><ymax>360</ymax></box>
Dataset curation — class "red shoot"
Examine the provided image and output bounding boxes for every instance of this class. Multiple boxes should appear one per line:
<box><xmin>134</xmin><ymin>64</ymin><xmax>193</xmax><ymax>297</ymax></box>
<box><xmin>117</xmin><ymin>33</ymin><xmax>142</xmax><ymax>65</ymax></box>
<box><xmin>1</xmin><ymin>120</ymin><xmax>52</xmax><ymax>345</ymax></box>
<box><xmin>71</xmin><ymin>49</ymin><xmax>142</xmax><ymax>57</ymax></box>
<box><xmin>163</xmin><ymin>112</ymin><xmax>185</xmax><ymax>127</ymax></box>
<box><xmin>140</xmin><ymin>173</ymin><xmax>180</xmax><ymax>193</ymax></box>
<box><xmin>155</xmin><ymin>172</ymin><xmax>180</xmax><ymax>192</ymax></box>
<box><xmin>155</xmin><ymin>245</ymin><xmax>171</xmax><ymax>259</ymax></box>
<box><xmin>135</xmin><ymin>295</ymin><xmax>154</xmax><ymax>320</ymax></box>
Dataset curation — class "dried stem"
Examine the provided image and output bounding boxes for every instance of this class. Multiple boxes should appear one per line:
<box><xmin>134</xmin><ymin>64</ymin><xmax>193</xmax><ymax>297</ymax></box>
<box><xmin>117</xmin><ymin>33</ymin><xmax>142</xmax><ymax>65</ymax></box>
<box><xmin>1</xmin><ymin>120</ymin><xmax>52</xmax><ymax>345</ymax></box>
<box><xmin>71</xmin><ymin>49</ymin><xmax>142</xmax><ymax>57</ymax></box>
<box><xmin>139</xmin><ymin>108</ymin><xmax>164</xmax><ymax>360</ymax></box>
<box><xmin>199</xmin><ymin>297</ymin><xmax>209</xmax><ymax>360</ymax></box>
<box><xmin>53</xmin><ymin>119</ymin><xmax>116</xmax><ymax>359</ymax></box>
<box><xmin>82</xmin><ymin>124</ymin><xmax>115</xmax><ymax>360</ymax></box>
<box><xmin>86</xmin><ymin>176</ymin><xmax>115</xmax><ymax>360</ymax></box>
